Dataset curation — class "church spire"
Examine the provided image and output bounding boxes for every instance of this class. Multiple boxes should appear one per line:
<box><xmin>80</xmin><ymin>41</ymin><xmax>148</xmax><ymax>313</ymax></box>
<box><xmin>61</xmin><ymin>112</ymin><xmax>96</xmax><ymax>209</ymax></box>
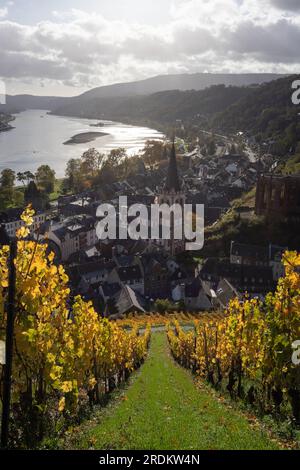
<box><xmin>164</xmin><ymin>138</ymin><xmax>181</xmax><ymax>192</ymax></box>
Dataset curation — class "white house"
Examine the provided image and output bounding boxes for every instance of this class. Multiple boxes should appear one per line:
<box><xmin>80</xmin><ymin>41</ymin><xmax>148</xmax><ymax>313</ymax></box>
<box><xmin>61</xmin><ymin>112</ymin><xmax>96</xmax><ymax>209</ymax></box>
<box><xmin>0</xmin><ymin>208</ymin><xmax>47</xmax><ymax>238</ymax></box>
<box><xmin>46</xmin><ymin>214</ymin><xmax>97</xmax><ymax>261</ymax></box>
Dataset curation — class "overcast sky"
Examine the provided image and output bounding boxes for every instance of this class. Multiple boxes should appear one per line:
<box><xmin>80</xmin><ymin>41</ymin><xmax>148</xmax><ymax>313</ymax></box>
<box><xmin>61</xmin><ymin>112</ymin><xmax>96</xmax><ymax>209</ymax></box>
<box><xmin>0</xmin><ymin>0</ymin><xmax>300</xmax><ymax>96</ymax></box>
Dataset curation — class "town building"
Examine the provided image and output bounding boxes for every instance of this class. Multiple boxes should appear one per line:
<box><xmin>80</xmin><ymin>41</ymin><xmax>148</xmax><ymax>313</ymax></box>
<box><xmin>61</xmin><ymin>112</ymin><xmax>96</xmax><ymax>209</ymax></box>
<box><xmin>67</xmin><ymin>260</ymin><xmax>116</xmax><ymax>294</ymax></box>
<box><xmin>104</xmin><ymin>285</ymin><xmax>145</xmax><ymax>318</ymax></box>
<box><xmin>230</xmin><ymin>241</ymin><xmax>287</xmax><ymax>281</ymax></box>
<box><xmin>255</xmin><ymin>174</ymin><xmax>300</xmax><ymax>220</ymax></box>
<box><xmin>140</xmin><ymin>253</ymin><xmax>170</xmax><ymax>299</ymax></box>
<box><xmin>46</xmin><ymin>214</ymin><xmax>97</xmax><ymax>261</ymax></box>
<box><xmin>200</xmin><ymin>258</ymin><xmax>275</xmax><ymax>294</ymax></box>
<box><xmin>0</xmin><ymin>207</ymin><xmax>47</xmax><ymax>238</ymax></box>
<box><xmin>230</xmin><ymin>241</ymin><xmax>269</xmax><ymax>266</ymax></box>
<box><xmin>213</xmin><ymin>278</ymin><xmax>241</xmax><ymax>310</ymax></box>
<box><xmin>107</xmin><ymin>265</ymin><xmax>144</xmax><ymax>295</ymax></box>
<box><xmin>184</xmin><ymin>278</ymin><xmax>212</xmax><ymax>311</ymax></box>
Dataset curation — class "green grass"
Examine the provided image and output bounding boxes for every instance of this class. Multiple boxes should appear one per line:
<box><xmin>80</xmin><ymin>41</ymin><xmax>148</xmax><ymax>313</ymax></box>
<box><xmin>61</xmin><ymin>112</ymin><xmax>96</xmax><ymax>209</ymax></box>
<box><xmin>73</xmin><ymin>333</ymin><xmax>279</xmax><ymax>450</ymax></box>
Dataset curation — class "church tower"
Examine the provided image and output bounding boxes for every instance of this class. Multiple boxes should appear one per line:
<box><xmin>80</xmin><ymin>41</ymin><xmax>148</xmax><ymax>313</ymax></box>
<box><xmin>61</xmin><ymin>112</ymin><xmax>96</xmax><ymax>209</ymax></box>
<box><xmin>156</xmin><ymin>139</ymin><xmax>186</xmax><ymax>255</ymax></box>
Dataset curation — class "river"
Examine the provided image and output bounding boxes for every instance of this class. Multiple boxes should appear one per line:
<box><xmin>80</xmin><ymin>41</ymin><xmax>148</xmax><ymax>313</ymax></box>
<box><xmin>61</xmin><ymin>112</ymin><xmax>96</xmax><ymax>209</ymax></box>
<box><xmin>0</xmin><ymin>110</ymin><xmax>164</xmax><ymax>177</ymax></box>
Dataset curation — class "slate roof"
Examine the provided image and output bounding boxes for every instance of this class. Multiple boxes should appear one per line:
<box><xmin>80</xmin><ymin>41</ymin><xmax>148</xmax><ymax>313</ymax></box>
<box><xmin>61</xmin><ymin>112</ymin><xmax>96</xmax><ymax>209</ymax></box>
<box><xmin>53</xmin><ymin>227</ymin><xmax>68</xmax><ymax>241</ymax></box>
<box><xmin>140</xmin><ymin>253</ymin><xmax>168</xmax><ymax>273</ymax></box>
<box><xmin>51</xmin><ymin>215</ymin><xmax>96</xmax><ymax>240</ymax></box>
<box><xmin>78</xmin><ymin>261</ymin><xmax>115</xmax><ymax>276</ymax></box>
<box><xmin>117</xmin><ymin>265</ymin><xmax>143</xmax><ymax>282</ymax></box>
<box><xmin>185</xmin><ymin>278</ymin><xmax>215</xmax><ymax>299</ymax></box>
<box><xmin>100</xmin><ymin>282</ymin><xmax>121</xmax><ymax>298</ymax></box>
<box><xmin>185</xmin><ymin>277</ymin><xmax>202</xmax><ymax>298</ymax></box>
<box><xmin>114</xmin><ymin>285</ymin><xmax>145</xmax><ymax>316</ymax></box>
<box><xmin>215</xmin><ymin>278</ymin><xmax>241</xmax><ymax>309</ymax></box>
<box><xmin>114</xmin><ymin>255</ymin><xmax>135</xmax><ymax>267</ymax></box>
<box><xmin>67</xmin><ymin>261</ymin><xmax>115</xmax><ymax>281</ymax></box>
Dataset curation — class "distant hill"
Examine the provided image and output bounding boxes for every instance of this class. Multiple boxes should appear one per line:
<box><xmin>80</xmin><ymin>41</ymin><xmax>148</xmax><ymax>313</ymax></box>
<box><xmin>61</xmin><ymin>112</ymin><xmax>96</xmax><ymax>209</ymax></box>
<box><xmin>0</xmin><ymin>72</ymin><xmax>286</xmax><ymax>114</ymax></box>
<box><xmin>1</xmin><ymin>73</ymin><xmax>297</xmax><ymax>157</ymax></box>
<box><xmin>77</xmin><ymin>73</ymin><xmax>286</xmax><ymax>100</ymax></box>
<box><xmin>0</xmin><ymin>95</ymin><xmax>71</xmax><ymax>114</ymax></box>
<box><xmin>52</xmin><ymin>85</ymin><xmax>253</xmax><ymax>127</ymax></box>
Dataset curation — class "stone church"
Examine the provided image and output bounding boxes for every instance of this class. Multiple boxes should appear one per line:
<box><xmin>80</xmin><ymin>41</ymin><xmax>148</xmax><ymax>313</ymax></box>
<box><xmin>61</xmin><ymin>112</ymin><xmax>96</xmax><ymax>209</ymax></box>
<box><xmin>154</xmin><ymin>140</ymin><xmax>186</xmax><ymax>255</ymax></box>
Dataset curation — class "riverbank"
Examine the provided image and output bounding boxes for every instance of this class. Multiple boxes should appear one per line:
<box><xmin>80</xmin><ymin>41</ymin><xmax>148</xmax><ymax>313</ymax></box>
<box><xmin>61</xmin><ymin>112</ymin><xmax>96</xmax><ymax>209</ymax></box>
<box><xmin>63</xmin><ymin>131</ymin><xmax>109</xmax><ymax>145</ymax></box>
<box><xmin>0</xmin><ymin>123</ymin><xmax>14</xmax><ymax>133</ymax></box>
<box><xmin>0</xmin><ymin>113</ymin><xmax>15</xmax><ymax>133</ymax></box>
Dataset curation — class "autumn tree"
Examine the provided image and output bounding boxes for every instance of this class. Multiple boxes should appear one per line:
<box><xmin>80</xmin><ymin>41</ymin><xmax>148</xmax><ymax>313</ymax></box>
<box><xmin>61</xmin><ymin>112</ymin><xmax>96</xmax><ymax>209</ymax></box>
<box><xmin>17</xmin><ymin>172</ymin><xmax>27</xmax><ymax>186</ymax></box>
<box><xmin>80</xmin><ymin>148</ymin><xmax>104</xmax><ymax>178</ymax></box>
<box><xmin>0</xmin><ymin>168</ymin><xmax>15</xmax><ymax>188</ymax></box>
<box><xmin>17</xmin><ymin>171</ymin><xmax>35</xmax><ymax>186</ymax></box>
<box><xmin>24</xmin><ymin>181</ymin><xmax>48</xmax><ymax>211</ymax></box>
<box><xmin>168</xmin><ymin>251</ymin><xmax>300</xmax><ymax>422</ymax></box>
<box><xmin>98</xmin><ymin>148</ymin><xmax>126</xmax><ymax>184</ymax></box>
<box><xmin>35</xmin><ymin>165</ymin><xmax>56</xmax><ymax>194</ymax></box>
<box><xmin>64</xmin><ymin>158</ymin><xmax>82</xmax><ymax>192</ymax></box>
<box><xmin>142</xmin><ymin>140</ymin><xmax>165</xmax><ymax>167</ymax></box>
<box><xmin>0</xmin><ymin>207</ymin><xmax>151</xmax><ymax>446</ymax></box>
<box><xmin>0</xmin><ymin>168</ymin><xmax>16</xmax><ymax>209</ymax></box>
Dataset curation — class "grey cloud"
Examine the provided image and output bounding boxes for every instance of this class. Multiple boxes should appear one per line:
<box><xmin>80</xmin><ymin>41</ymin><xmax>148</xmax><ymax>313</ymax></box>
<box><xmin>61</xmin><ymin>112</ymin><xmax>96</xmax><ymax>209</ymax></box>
<box><xmin>270</xmin><ymin>0</ymin><xmax>300</xmax><ymax>11</ymax></box>
<box><xmin>0</xmin><ymin>51</ymin><xmax>72</xmax><ymax>80</ymax></box>
<box><xmin>224</xmin><ymin>19</ymin><xmax>300</xmax><ymax>63</ymax></box>
<box><xmin>121</xmin><ymin>27</ymin><xmax>217</xmax><ymax>62</ymax></box>
<box><xmin>1</xmin><ymin>9</ymin><xmax>300</xmax><ymax>87</ymax></box>
<box><xmin>174</xmin><ymin>27</ymin><xmax>219</xmax><ymax>56</ymax></box>
<box><xmin>122</xmin><ymin>36</ymin><xmax>174</xmax><ymax>61</ymax></box>
<box><xmin>34</xmin><ymin>27</ymin><xmax>121</xmax><ymax>64</ymax></box>
<box><xmin>0</xmin><ymin>22</ymin><xmax>33</xmax><ymax>52</ymax></box>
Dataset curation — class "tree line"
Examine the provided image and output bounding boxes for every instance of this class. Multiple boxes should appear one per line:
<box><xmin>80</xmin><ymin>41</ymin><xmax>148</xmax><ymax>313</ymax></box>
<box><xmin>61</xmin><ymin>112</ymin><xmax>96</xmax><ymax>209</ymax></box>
<box><xmin>0</xmin><ymin>140</ymin><xmax>168</xmax><ymax>211</ymax></box>
<box><xmin>0</xmin><ymin>165</ymin><xmax>56</xmax><ymax>211</ymax></box>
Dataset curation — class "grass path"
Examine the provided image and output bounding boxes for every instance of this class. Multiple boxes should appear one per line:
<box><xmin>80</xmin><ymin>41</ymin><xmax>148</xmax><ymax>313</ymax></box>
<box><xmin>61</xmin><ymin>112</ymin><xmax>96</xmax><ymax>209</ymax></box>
<box><xmin>76</xmin><ymin>333</ymin><xmax>278</xmax><ymax>450</ymax></box>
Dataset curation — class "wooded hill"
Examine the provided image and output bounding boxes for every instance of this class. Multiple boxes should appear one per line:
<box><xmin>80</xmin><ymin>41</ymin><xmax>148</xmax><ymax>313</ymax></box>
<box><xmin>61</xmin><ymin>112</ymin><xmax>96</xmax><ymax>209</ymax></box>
<box><xmin>51</xmin><ymin>84</ymin><xmax>253</xmax><ymax>127</ymax></box>
<box><xmin>211</xmin><ymin>75</ymin><xmax>300</xmax><ymax>154</ymax></box>
<box><xmin>52</xmin><ymin>75</ymin><xmax>300</xmax><ymax>156</ymax></box>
